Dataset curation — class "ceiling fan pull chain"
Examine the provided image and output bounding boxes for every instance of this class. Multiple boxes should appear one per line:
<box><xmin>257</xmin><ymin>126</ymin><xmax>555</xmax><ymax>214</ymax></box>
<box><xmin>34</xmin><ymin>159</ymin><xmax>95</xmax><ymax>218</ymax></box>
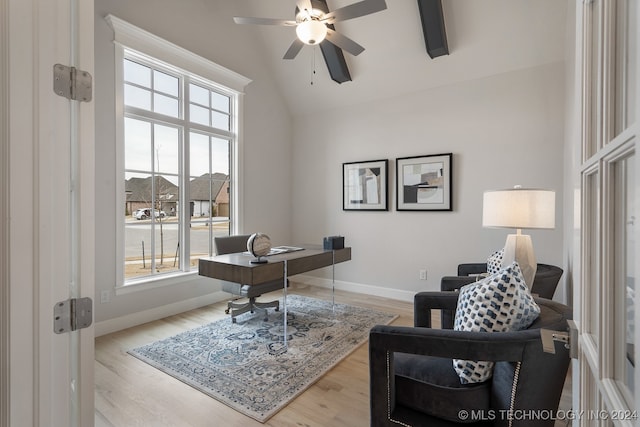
<box><xmin>310</xmin><ymin>46</ymin><xmax>317</xmax><ymax>86</ymax></box>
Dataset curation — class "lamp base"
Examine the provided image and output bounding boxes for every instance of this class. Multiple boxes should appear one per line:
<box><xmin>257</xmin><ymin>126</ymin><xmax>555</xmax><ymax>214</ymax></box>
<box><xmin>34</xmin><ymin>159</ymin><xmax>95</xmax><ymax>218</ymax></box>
<box><xmin>502</xmin><ymin>234</ymin><xmax>537</xmax><ymax>287</ymax></box>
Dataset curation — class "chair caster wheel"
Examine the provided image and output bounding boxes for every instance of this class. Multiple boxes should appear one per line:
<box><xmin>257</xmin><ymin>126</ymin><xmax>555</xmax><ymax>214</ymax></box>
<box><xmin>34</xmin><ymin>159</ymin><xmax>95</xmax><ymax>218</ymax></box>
<box><xmin>232</xmin><ymin>318</ymin><xmax>237</xmax><ymax>324</ymax></box>
<box><xmin>225</xmin><ymin>308</ymin><xmax>230</xmax><ymax>314</ymax></box>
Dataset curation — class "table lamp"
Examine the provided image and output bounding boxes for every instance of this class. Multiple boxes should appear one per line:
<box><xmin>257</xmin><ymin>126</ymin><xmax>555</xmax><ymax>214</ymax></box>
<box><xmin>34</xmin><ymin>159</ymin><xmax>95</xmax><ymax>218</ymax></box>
<box><xmin>482</xmin><ymin>186</ymin><xmax>556</xmax><ymax>287</ymax></box>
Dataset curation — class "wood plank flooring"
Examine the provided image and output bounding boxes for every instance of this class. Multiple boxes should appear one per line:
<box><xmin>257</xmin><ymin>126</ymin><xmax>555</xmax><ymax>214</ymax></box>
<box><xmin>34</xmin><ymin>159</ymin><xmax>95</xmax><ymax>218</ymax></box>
<box><xmin>95</xmin><ymin>283</ymin><xmax>572</xmax><ymax>426</ymax></box>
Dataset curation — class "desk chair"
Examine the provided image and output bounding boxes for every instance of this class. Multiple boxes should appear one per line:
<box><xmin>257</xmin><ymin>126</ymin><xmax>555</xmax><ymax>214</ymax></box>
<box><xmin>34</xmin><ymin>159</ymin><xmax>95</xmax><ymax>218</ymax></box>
<box><xmin>214</xmin><ymin>234</ymin><xmax>282</xmax><ymax>323</ymax></box>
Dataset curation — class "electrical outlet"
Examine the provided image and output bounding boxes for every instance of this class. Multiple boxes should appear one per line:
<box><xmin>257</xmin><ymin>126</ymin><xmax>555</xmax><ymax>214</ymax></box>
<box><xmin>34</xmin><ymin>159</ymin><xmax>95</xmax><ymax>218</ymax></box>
<box><xmin>100</xmin><ymin>290</ymin><xmax>110</xmax><ymax>303</ymax></box>
<box><xmin>419</xmin><ymin>269</ymin><xmax>427</xmax><ymax>280</ymax></box>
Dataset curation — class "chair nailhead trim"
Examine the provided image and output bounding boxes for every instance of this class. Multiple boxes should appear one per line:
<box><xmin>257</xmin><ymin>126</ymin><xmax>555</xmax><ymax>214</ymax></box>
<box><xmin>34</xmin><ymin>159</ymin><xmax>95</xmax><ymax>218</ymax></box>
<box><xmin>508</xmin><ymin>361</ymin><xmax>522</xmax><ymax>427</ymax></box>
<box><xmin>386</xmin><ymin>351</ymin><xmax>412</xmax><ymax>427</ymax></box>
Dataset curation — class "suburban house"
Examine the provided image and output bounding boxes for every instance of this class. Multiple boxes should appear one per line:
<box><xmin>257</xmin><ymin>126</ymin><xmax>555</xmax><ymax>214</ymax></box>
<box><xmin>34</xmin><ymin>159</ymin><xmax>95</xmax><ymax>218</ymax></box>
<box><xmin>125</xmin><ymin>173</ymin><xmax>229</xmax><ymax>218</ymax></box>
<box><xmin>190</xmin><ymin>173</ymin><xmax>230</xmax><ymax>218</ymax></box>
<box><xmin>3</xmin><ymin>0</ymin><xmax>638</xmax><ymax>425</ymax></box>
<box><xmin>125</xmin><ymin>176</ymin><xmax>179</xmax><ymax>216</ymax></box>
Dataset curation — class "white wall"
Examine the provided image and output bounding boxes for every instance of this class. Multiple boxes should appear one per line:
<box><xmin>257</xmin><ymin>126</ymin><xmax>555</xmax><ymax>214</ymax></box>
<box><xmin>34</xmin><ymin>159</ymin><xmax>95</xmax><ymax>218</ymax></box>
<box><xmin>291</xmin><ymin>62</ymin><xmax>566</xmax><ymax>300</ymax></box>
<box><xmin>93</xmin><ymin>0</ymin><xmax>293</xmax><ymax>327</ymax></box>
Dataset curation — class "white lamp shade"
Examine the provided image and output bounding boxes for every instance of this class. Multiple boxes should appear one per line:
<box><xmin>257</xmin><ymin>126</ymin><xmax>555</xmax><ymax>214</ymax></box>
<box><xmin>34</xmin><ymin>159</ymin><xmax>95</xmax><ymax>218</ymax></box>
<box><xmin>296</xmin><ymin>20</ymin><xmax>327</xmax><ymax>45</ymax></box>
<box><xmin>482</xmin><ymin>188</ymin><xmax>555</xmax><ymax>229</ymax></box>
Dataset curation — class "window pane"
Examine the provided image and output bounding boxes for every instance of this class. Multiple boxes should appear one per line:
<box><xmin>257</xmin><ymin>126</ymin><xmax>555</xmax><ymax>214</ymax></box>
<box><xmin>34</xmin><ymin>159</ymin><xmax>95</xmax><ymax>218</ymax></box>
<box><xmin>211</xmin><ymin>91</ymin><xmax>230</xmax><ymax>113</ymax></box>
<box><xmin>190</xmin><ymin>104</ymin><xmax>209</xmax><ymax>126</ymax></box>
<box><xmin>189</xmin><ymin>176</ymin><xmax>230</xmax><ymax>270</ymax></box>
<box><xmin>124</xmin><ymin>84</ymin><xmax>151</xmax><ymax>110</ymax></box>
<box><xmin>614</xmin><ymin>153</ymin><xmax>635</xmax><ymax>404</ymax></box>
<box><xmin>190</xmin><ymin>132</ymin><xmax>209</xmax><ymax>177</ymax></box>
<box><xmin>154</xmin><ymin>94</ymin><xmax>179</xmax><ymax>118</ymax></box>
<box><xmin>153</xmin><ymin>175</ymin><xmax>180</xmax><ymax>275</ymax></box>
<box><xmin>153</xmin><ymin>69</ymin><xmax>179</xmax><ymax>96</ymax></box>
<box><xmin>615</xmin><ymin>0</ymin><xmax>636</xmax><ymax>136</ymax></box>
<box><xmin>212</xmin><ymin>177</ymin><xmax>230</xmax><ymax>221</ymax></box>
<box><xmin>189</xmin><ymin>216</ymin><xmax>212</xmax><ymax>269</ymax></box>
<box><xmin>124</xmin><ymin>118</ymin><xmax>152</xmax><ymax>171</ymax></box>
<box><xmin>625</xmin><ymin>0</ymin><xmax>636</xmax><ymax>127</ymax></box>
<box><xmin>586</xmin><ymin>1</ymin><xmax>601</xmax><ymax>157</ymax></box>
<box><xmin>211</xmin><ymin>111</ymin><xmax>230</xmax><ymax>131</ymax></box>
<box><xmin>124</xmin><ymin>59</ymin><xmax>151</xmax><ymax>87</ymax></box>
<box><xmin>211</xmin><ymin>137</ymin><xmax>229</xmax><ymax>175</ymax></box>
<box><xmin>154</xmin><ymin>173</ymin><xmax>179</xmax><ymax>206</ymax></box>
<box><xmin>154</xmin><ymin>124</ymin><xmax>179</xmax><ymax>175</ymax></box>
<box><xmin>189</xmin><ymin>83</ymin><xmax>209</xmax><ymax>106</ymax></box>
<box><xmin>124</xmin><ymin>172</ymin><xmax>154</xmax><ymax>280</ymax></box>
<box><xmin>585</xmin><ymin>170</ymin><xmax>600</xmax><ymax>344</ymax></box>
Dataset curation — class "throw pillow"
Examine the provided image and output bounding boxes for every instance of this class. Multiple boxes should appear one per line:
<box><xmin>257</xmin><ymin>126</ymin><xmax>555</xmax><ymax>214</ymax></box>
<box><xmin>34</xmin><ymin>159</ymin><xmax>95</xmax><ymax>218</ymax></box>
<box><xmin>453</xmin><ymin>262</ymin><xmax>540</xmax><ymax>384</ymax></box>
<box><xmin>486</xmin><ymin>248</ymin><xmax>505</xmax><ymax>274</ymax></box>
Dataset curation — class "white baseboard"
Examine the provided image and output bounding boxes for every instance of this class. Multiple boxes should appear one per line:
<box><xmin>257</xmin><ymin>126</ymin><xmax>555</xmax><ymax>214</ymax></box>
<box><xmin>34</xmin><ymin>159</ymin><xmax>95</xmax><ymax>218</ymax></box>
<box><xmin>94</xmin><ymin>291</ymin><xmax>229</xmax><ymax>337</ymax></box>
<box><xmin>95</xmin><ymin>279</ymin><xmax>416</xmax><ymax>337</ymax></box>
<box><xmin>290</xmin><ymin>274</ymin><xmax>416</xmax><ymax>303</ymax></box>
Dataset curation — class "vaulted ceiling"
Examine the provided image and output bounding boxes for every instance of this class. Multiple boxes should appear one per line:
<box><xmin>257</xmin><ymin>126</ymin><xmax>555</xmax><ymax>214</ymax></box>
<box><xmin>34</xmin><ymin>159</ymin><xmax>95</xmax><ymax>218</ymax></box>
<box><xmin>234</xmin><ymin>0</ymin><xmax>568</xmax><ymax>116</ymax></box>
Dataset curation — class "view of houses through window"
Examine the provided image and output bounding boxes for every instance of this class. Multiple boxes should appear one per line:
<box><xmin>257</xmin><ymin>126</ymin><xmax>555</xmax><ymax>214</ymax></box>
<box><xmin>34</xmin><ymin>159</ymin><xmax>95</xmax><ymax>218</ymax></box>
<box><xmin>122</xmin><ymin>53</ymin><xmax>233</xmax><ymax>282</ymax></box>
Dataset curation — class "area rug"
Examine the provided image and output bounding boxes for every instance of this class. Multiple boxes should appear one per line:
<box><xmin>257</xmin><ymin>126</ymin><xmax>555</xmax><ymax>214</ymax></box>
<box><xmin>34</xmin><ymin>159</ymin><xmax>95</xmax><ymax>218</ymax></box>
<box><xmin>128</xmin><ymin>295</ymin><xmax>397</xmax><ymax>422</ymax></box>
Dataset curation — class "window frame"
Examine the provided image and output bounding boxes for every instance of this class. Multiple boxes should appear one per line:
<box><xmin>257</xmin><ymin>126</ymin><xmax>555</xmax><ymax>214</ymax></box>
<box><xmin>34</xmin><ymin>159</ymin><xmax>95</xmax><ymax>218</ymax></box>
<box><xmin>107</xmin><ymin>15</ymin><xmax>251</xmax><ymax>292</ymax></box>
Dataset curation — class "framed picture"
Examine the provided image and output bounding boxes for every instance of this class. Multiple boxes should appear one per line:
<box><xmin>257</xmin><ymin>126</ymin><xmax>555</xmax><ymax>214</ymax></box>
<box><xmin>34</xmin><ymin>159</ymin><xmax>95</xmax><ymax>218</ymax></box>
<box><xmin>343</xmin><ymin>159</ymin><xmax>389</xmax><ymax>211</ymax></box>
<box><xmin>396</xmin><ymin>153</ymin><xmax>452</xmax><ymax>211</ymax></box>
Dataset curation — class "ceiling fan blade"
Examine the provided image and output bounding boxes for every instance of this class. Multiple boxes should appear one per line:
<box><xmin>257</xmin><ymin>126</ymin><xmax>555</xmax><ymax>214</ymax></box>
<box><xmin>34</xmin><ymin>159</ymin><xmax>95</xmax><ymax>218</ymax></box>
<box><xmin>233</xmin><ymin>16</ymin><xmax>297</xmax><ymax>26</ymax></box>
<box><xmin>322</xmin><ymin>0</ymin><xmax>387</xmax><ymax>23</ymax></box>
<box><xmin>296</xmin><ymin>0</ymin><xmax>313</xmax><ymax>14</ymax></box>
<box><xmin>325</xmin><ymin>28</ymin><xmax>365</xmax><ymax>56</ymax></box>
<box><xmin>283</xmin><ymin>39</ymin><xmax>305</xmax><ymax>60</ymax></box>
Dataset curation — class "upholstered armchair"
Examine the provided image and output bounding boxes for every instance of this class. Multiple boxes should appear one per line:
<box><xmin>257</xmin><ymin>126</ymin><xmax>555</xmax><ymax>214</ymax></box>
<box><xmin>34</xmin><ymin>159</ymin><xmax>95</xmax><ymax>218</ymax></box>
<box><xmin>441</xmin><ymin>263</ymin><xmax>563</xmax><ymax>299</ymax></box>
<box><xmin>369</xmin><ymin>292</ymin><xmax>571</xmax><ymax>427</ymax></box>
<box><xmin>214</xmin><ymin>234</ymin><xmax>283</xmax><ymax>323</ymax></box>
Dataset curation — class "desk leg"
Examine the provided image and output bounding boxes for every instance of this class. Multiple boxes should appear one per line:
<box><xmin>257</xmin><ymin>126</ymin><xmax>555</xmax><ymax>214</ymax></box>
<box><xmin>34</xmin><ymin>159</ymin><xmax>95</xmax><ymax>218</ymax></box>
<box><xmin>332</xmin><ymin>250</ymin><xmax>335</xmax><ymax>314</ymax></box>
<box><xmin>283</xmin><ymin>259</ymin><xmax>288</xmax><ymax>348</ymax></box>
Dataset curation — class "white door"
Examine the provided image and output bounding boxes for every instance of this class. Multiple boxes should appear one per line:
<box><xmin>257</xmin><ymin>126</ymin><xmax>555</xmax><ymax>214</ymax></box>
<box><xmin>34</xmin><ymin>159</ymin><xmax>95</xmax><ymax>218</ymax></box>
<box><xmin>2</xmin><ymin>0</ymin><xmax>95</xmax><ymax>426</ymax></box>
<box><xmin>575</xmin><ymin>0</ymin><xmax>639</xmax><ymax>425</ymax></box>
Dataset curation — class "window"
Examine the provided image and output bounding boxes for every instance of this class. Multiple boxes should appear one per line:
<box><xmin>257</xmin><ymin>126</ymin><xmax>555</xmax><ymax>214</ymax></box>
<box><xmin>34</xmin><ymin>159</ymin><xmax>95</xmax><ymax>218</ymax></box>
<box><xmin>577</xmin><ymin>0</ymin><xmax>639</xmax><ymax>418</ymax></box>
<box><xmin>107</xmin><ymin>15</ymin><xmax>251</xmax><ymax>287</ymax></box>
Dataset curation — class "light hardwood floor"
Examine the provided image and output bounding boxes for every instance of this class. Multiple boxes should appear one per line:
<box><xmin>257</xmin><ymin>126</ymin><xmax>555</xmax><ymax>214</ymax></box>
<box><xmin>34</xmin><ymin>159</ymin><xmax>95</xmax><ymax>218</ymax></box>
<box><xmin>95</xmin><ymin>283</ymin><xmax>571</xmax><ymax>427</ymax></box>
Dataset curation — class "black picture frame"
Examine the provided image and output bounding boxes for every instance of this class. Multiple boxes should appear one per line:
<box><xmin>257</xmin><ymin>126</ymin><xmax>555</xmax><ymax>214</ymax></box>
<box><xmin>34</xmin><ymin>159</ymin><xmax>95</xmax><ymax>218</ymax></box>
<box><xmin>396</xmin><ymin>153</ymin><xmax>452</xmax><ymax>211</ymax></box>
<box><xmin>342</xmin><ymin>159</ymin><xmax>389</xmax><ymax>211</ymax></box>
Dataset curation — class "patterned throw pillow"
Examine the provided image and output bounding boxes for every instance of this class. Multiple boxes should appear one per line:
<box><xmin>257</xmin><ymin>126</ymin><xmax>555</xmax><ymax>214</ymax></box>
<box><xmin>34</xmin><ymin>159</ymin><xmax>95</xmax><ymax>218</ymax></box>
<box><xmin>453</xmin><ymin>262</ymin><xmax>540</xmax><ymax>384</ymax></box>
<box><xmin>486</xmin><ymin>248</ymin><xmax>505</xmax><ymax>274</ymax></box>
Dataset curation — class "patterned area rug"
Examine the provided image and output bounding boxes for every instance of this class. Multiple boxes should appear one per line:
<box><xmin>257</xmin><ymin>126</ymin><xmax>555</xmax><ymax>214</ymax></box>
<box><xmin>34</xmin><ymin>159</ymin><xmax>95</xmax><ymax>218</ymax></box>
<box><xmin>128</xmin><ymin>295</ymin><xmax>397</xmax><ymax>422</ymax></box>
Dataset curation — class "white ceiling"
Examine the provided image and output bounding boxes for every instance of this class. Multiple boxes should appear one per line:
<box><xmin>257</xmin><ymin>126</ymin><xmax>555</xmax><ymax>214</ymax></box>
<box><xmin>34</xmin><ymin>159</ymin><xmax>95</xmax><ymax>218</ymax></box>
<box><xmin>234</xmin><ymin>0</ymin><xmax>569</xmax><ymax>116</ymax></box>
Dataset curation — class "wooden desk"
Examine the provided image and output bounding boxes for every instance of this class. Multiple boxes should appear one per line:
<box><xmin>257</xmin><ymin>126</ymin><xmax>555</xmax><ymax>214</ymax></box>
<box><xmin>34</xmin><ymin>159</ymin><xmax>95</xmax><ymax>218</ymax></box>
<box><xmin>198</xmin><ymin>246</ymin><xmax>351</xmax><ymax>284</ymax></box>
<box><xmin>198</xmin><ymin>245</ymin><xmax>351</xmax><ymax>346</ymax></box>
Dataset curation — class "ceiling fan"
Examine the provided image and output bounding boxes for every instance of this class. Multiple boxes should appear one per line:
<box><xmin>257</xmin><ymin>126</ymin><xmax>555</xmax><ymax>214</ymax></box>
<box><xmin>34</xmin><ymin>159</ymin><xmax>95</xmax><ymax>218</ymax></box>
<box><xmin>234</xmin><ymin>0</ymin><xmax>387</xmax><ymax>60</ymax></box>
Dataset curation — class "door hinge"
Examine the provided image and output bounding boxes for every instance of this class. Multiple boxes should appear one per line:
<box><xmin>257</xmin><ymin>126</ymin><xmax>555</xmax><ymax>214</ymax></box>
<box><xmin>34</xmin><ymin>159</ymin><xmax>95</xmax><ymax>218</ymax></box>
<box><xmin>541</xmin><ymin>319</ymin><xmax>578</xmax><ymax>359</ymax></box>
<box><xmin>54</xmin><ymin>297</ymin><xmax>93</xmax><ymax>334</ymax></box>
<box><xmin>53</xmin><ymin>64</ymin><xmax>92</xmax><ymax>102</ymax></box>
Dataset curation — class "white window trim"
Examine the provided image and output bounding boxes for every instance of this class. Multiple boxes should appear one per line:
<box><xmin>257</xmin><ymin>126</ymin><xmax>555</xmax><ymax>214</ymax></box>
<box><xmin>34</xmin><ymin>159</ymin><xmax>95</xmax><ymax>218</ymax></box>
<box><xmin>107</xmin><ymin>14</ymin><xmax>250</xmax><ymax>292</ymax></box>
<box><xmin>105</xmin><ymin>15</ymin><xmax>251</xmax><ymax>92</ymax></box>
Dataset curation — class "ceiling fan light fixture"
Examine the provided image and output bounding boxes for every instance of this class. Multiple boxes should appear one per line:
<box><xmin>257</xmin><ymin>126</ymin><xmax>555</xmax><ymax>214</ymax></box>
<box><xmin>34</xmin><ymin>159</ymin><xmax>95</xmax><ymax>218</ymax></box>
<box><xmin>296</xmin><ymin>19</ymin><xmax>327</xmax><ymax>45</ymax></box>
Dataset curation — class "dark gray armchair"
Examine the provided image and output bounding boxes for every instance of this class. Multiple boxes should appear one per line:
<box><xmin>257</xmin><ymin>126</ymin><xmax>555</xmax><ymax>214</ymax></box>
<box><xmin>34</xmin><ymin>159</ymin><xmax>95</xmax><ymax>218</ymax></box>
<box><xmin>369</xmin><ymin>292</ymin><xmax>571</xmax><ymax>426</ymax></box>
<box><xmin>441</xmin><ymin>263</ymin><xmax>564</xmax><ymax>299</ymax></box>
<box><xmin>214</xmin><ymin>234</ymin><xmax>283</xmax><ymax>323</ymax></box>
